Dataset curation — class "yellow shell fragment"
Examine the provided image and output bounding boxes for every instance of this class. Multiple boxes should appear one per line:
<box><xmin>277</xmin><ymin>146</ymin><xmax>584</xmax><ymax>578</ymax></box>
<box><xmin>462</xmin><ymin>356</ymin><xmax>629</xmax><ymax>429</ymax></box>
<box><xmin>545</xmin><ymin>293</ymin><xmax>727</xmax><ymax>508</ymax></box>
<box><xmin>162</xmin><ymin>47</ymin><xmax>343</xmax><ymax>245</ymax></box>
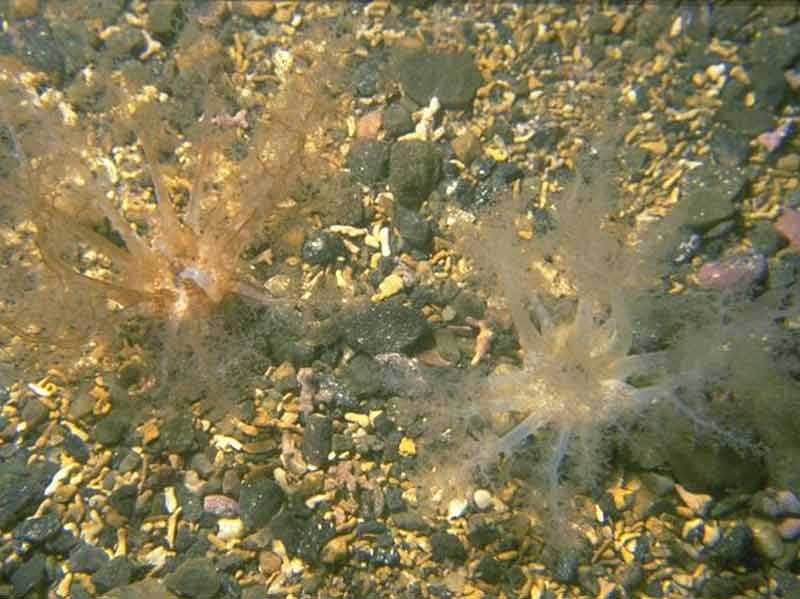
<box><xmin>371</xmin><ymin>273</ymin><xmax>404</xmax><ymax>301</ymax></box>
<box><xmin>398</xmin><ymin>436</ymin><xmax>416</xmax><ymax>457</ymax></box>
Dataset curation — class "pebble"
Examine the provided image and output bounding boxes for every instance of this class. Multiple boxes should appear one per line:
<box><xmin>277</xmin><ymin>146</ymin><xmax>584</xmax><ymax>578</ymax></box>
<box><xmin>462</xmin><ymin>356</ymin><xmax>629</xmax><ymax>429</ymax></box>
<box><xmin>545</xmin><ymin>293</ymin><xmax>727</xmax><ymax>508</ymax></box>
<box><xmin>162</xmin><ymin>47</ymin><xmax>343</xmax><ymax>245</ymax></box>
<box><xmin>217</xmin><ymin>517</ymin><xmax>244</xmax><ymax>541</ymax></box>
<box><xmin>751</xmin><ymin>488</ymin><xmax>800</xmax><ymax>517</ymax></box>
<box><xmin>356</xmin><ymin>110</ymin><xmax>382</xmax><ymax>138</ymax></box>
<box><xmin>451</xmin><ymin>131</ymin><xmax>481</xmax><ymax>165</ymax></box>
<box><xmin>11</xmin><ymin>554</ymin><xmax>46</xmax><ymax>598</ymax></box>
<box><xmin>10</xmin><ymin>0</ymin><xmax>38</xmax><ymax>18</ymax></box>
<box><xmin>777</xmin><ymin>517</ymin><xmax>800</xmax><ymax>541</ymax></box>
<box><xmin>13</xmin><ymin>512</ymin><xmax>61</xmax><ymax>544</ymax></box>
<box><xmin>395</xmin><ymin>48</ymin><xmax>482</xmax><ymax>109</ymax></box>
<box><xmin>747</xmin><ymin>517</ymin><xmax>785</xmax><ymax>561</ymax></box>
<box><xmin>348</xmin><ymin>139</ymin><xmax>390</xmax><ymax>184</ymax></box>
<box><xmin>696</xmin><ymin>252</ymin><xmax>766</xmax><ymax>291</ymax></box>
<box><xmin>430</xmin><ymin>531</ymin><xmax>468</xmax><ymax>563</ymax></box>
<box><xmin>239</xmin><ymin>477</ymin><xmax>285</xmax><ymax>531</ymax></box>
<box><xmin>204</xmin><ymin>494</ymin><xmax>240</xmax><ymax>517</ymax></box>
<box><xmin>388</xmin><ymin>139</ymin><xmax>441</xmax><ymax>208</ymax></box>
<box><xmin>342</xmin><ymin>302</ymin><xmax>429</xmax><ymax>356</ymax></box>
<box><xmin>320</xmin><ymin>535</ymin><xmax>350</xmax><ymax>565</ymax></box>
<box><xmin>675</xmin><ymin>484</ymin><xmax>714</xmax><ymax>516</ymax></box>
<box><xmin>775</xmin><ymin>207</ymin><xmax>800</xmax><ymax>248</ymax></box>
<box><xmin>473</xmin><ymin>489</ymin><xmax>493</xmax><ymax>511</ymax></box>
<box><xmin>69</xmin><ymin>544</ymin><xmax>109</xmax><ymax>573</ymax></box>
<box><xmin>166</xmin><ymin>557</ymin><xmax>221</xmax><ymax>599</ymax></box>
<box><xmin>447</xmin><ymin>497</ymin><xmax>469</xmax><ymax>519</ymax></box>
<box><xmin>91</xmin><ymin>555</ymin><xmax>133</xmax><ymax>594</ymax></box>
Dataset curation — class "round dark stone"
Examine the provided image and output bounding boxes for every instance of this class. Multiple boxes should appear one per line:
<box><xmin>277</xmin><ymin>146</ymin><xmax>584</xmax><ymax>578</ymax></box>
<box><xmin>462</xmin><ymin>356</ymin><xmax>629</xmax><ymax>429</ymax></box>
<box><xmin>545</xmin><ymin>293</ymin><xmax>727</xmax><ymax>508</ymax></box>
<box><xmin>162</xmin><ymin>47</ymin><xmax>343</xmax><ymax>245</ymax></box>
<box><xmin>396</xmin><ymin>49</ymin><xmax>482</xmax><ymax>109</ymax></box>
<box><xmin>239</xmin><ymin>477</ymin><xmax>285</xmax><ymax>531</ymax></box>
<box><xmin>166</xmin><ymin>557</ymin><xmax>221</xmax><ymax>599</ymax></box>
<box><xmin>342</xmin><ymin>302</ymin><xmax>429</xmax><ymax>356</ymax></box>
<box><xmin>389</xmin><ymin>140</ymin><xmax>441</xmax><ymax>208</ymax></box>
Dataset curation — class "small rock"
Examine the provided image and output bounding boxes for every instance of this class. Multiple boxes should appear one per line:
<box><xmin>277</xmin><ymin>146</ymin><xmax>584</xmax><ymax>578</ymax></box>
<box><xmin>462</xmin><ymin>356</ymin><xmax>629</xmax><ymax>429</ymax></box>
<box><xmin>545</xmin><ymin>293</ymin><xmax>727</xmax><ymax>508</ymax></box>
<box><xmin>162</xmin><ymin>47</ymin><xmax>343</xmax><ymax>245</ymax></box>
<box><xmin>69</xmin><ymin>543</ymin><xmax>109</xmax><ymax>573</ymax></box>
<box><xmin>675</xmin><ymin>484</ymin><xmax>714</xmax><ymax>516</ymax></box>
<box><xmin>63</xmin><ymin>432</ymin><xmax>90</xmax><ymax>463</ymax></box>
<box><xmin>696</xmin><ymin>252</ymin><xmax>767</xmax><ymax>291</ymax></box>
<box><xmin>475</xmin><ymin>555</ymin><xmax>502</xmax><ymax>583</ymax></box>
<box><xmin>447</xmin><ymin>498</ymin><xmax>468</xmax><ymax>520</ymax></box>
<box><xmin>301</xmin><ymin>231</ymin><xmax>346</xmax><ymax>266</ymax></box>
<box><xmin>776</xmin><ymin>153</ymin><xmax>800</xmax><ymax>171</ymax></box>
<box><xmin>217</xmin><ymin>517</ymin><xmax>244</xmax><ymax>541</ymax></box>
<box><xmin>473</xmin><ymin>489</ymin><xmax>492</xmax><ymax>511</ymax></box>
<box><xmin>430</xmin><ymin>531</ymin><xmax>467</xmax><ymax>563</ymax></box>
<box><xmin>348</xmin><ymin>139</ymin><xmax>390</xmax><ymax>184</ymax></box>
<box><xmin>356</xmin><ymin>110</ymin><xmax>382</xmax><ymax>138</ymax></box>
<box><xmin>705</xmin><ymin>523</ymin><xmax>753</xmax><ymax>569</ymax></box>
<box><xmin>748</xmin><ymin>517</ymin><xmax>785</xmax><ymax>561</ymax></box>
<box><xmin>388</xmin><ymin>140</ymin><xmax>441</xmax><ymax>209</ymax></box>
<box><xmin>382</xmin><ymin>103</ymin><xmax>414</xmax><ymax>139</ymax></box>
<box><xmin>302</xmin><ymin>414</ymin><xmax>332</xmax><ymax>468</ymax></box>
<box><xmin>13</xmin><ymin>513</ymin><xmax>61</xmax><ymax>544</ymax></box>
<box><xmin>239</xmin><ymin>477</ymin><xmax>285</xmax><ymax>531</ymax></box>
<box><xmin>752</xmin><ymin>488</ymin><xmax>800</xmax><ymax>518</ymax></box>
<box><xmin>91</xmin><ymin>555</ymin><xmax>133</xmax><ymax>594</ymax></box>
<box><xmin>148</xmin><ymin>0</ymin><xmax>181</xmax><ymax>37</ymax></box>
<box><xmin>394</xmin><ymin>205</ymin><xmax>433</xmax><ymax>252</ymax></box>
<box><xmin>342</xmin><ymin>302</ymin><xmax>429</xmax><ymax>356</ymax></box>
<box><xmin>94</xmin><ymin>412</ymin><xmax>129</xmax><ymax>446</ymax></box>
<box><xmin>166</xmin><ymin>557</ymin><xmax>220</xmax><ymax>599</ymax></box>
<box><xmin>11</xmin><ymin>553</ymin><xmax>46</xmax><ymax>598</ymax></box>
<box><xmin>451</xmin><ymin>131</ymin><xmax>480</xmax><ymax>165</ymax></box>
<box><xmin>161</xmin><ymin>415</ymin><xmax>195</xmax><ymax>454</ymax></box>
<box><xmin>778</xmin><ymin>517</ymin><xmax>800</xmax><ymax>541</ymax></box>
<box><xmin>10</xmin><ymin>0</ymin><xmax>38</xmax><ymax>18</ymax></box>
<box><xmin>396</xmin><ymin>49</ymin><xmax>483</xmax><ymax>109</ymax></box>
<box><xmin>21</xmin><ymin>397</ymin><xmax>48</xmax><ymax>429</ymax></box>
<box><xmin>320</xmin><ymin>535</ymin><xmax>350</xmax><ymax>565</ymax></box>
<box><xmin>776</xmin><ymin>207</ymin><xmax>800</xmax><ymax>248</ymax></box>
<box><xmin>203</xmin><ymin>494</ymin><xmax>240</xmax><ymax>517</ymax></box>
<box><xmin>109</xmin><ymin>484</ymin><xmax>138</xmax><ymax>520</ymax></box>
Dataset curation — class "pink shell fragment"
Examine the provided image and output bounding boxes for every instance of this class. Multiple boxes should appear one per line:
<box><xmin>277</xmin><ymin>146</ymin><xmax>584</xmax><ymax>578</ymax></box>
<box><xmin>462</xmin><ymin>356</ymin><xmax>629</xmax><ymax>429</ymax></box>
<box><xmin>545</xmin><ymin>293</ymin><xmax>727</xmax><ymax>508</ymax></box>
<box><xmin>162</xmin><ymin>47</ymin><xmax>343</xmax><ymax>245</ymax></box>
<box><xmin>776</xmin><ymin>207</ymin><xmax>800</xmax><ymax>248</ymax></box>
<box><xmin>697</xmin><ymin>253</ymin><xmax>767</xmax><ymax>291</ymax></box>
<box><xmin>203</xmin><ymin>494</ymin><xmax>240</xmax><ymax>517</ymax></box>
<box><xmin>756</xmin><ymin>120</ymin><xmax>794</xmax><ymax>152</ymax></box>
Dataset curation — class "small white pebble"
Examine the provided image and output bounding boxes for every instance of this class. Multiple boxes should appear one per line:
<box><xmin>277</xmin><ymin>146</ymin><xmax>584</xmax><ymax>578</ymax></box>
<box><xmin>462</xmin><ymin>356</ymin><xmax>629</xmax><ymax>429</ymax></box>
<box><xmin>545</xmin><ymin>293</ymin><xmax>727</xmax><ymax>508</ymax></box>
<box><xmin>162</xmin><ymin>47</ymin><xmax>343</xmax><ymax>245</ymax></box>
<box><xmin>217</xmin><ymin>517</ymin><xmax>244</xmax><ymax>541</ymax></box>
<box><xmin>447</xmin><ymin>497</ymin><xmax>468</xmax><ymax>520</ymax></box>
<box><xmin>164</xmin><ymin>486</ymin><xmax>178</xmax><ymax>514</ymax></box>
<box><xmin>473</xmin><ymin>489</ymin><xmax>492</xmax><ymax>511</ymax></box>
